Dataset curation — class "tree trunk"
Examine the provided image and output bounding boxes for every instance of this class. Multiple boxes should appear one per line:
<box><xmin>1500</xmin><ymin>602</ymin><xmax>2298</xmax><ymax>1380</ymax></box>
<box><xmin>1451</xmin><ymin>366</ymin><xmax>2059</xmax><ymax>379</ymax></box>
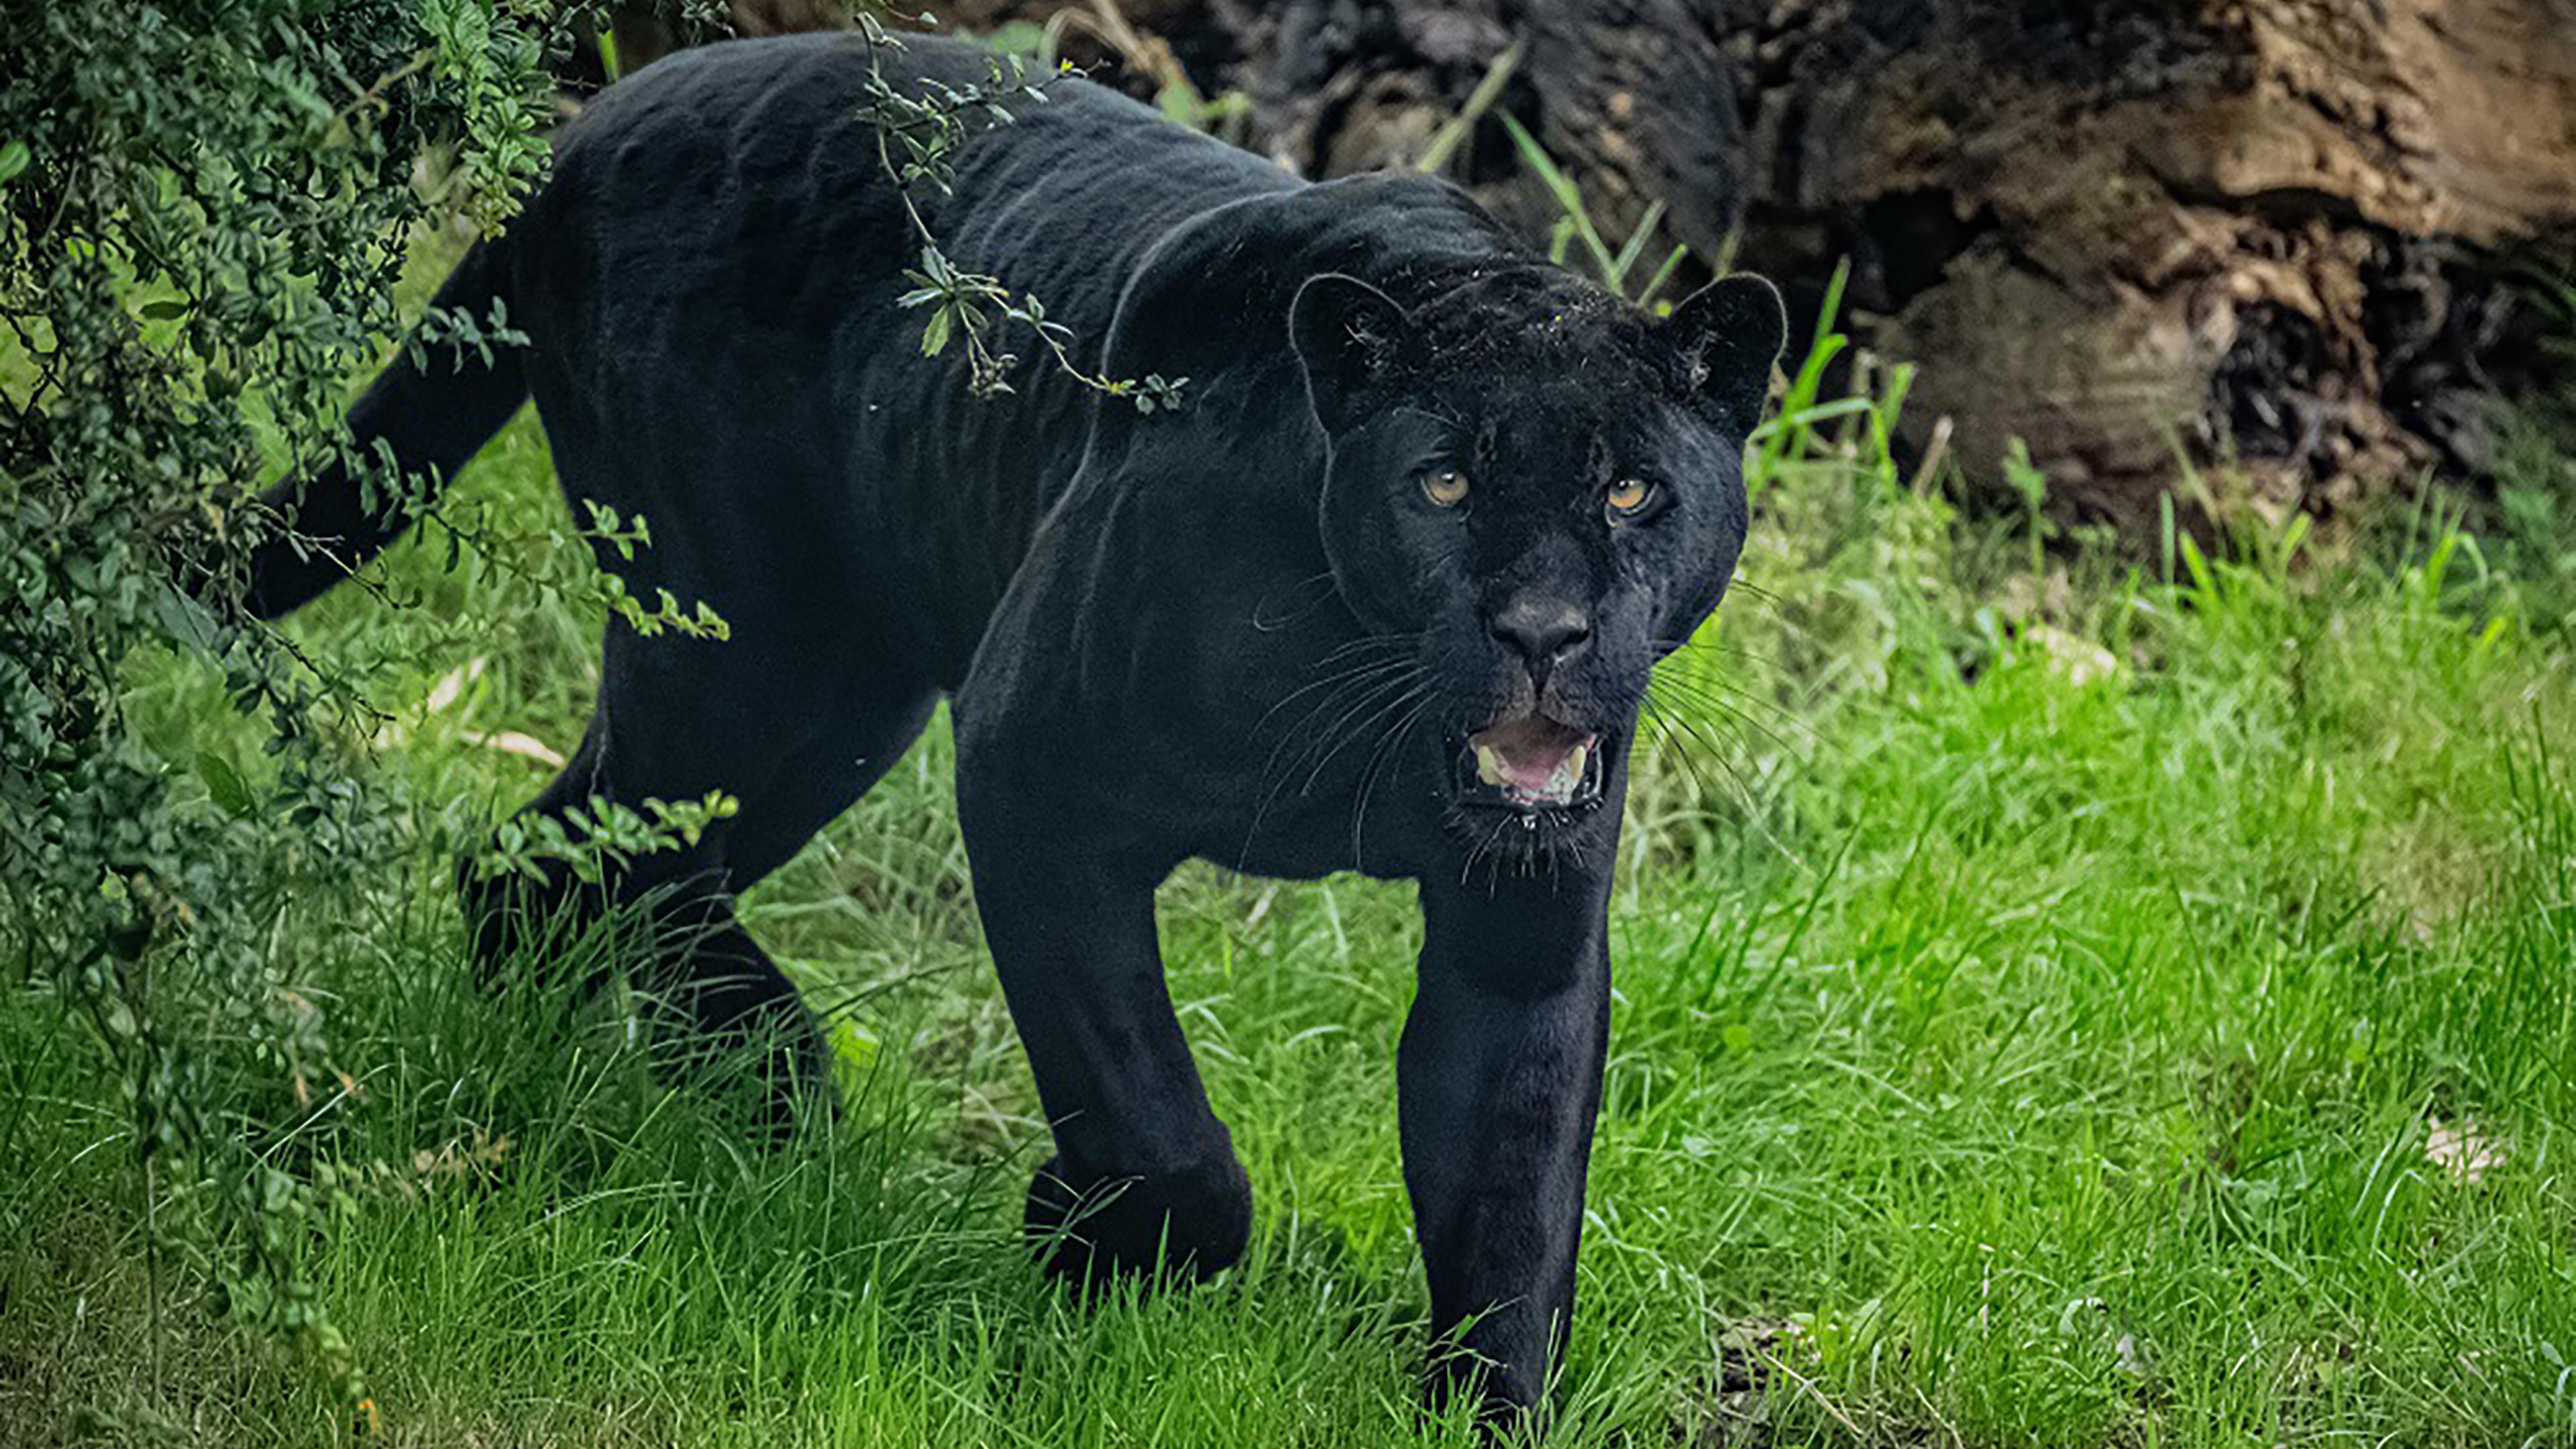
<box><xmin>1714</xmin><ymin>0</ymin><xmax>2576</xmax><ymax>527</ymax></box>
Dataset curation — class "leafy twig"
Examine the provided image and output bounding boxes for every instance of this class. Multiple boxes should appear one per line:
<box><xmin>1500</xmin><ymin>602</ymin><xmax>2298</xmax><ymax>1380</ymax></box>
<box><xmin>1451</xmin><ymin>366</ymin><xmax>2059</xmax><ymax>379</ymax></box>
<box><xmin>853</xmin><ymin>13</ymin><xmax>1184</xmax><ymax>413</ymax></box>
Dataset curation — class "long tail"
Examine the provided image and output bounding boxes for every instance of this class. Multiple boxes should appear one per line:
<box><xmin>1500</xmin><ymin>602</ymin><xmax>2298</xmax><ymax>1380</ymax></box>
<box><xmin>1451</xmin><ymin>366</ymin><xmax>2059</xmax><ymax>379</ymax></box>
<box><xmin>244</xmin><ymin>239</ymin><xmax>530</xmax><ymax>619</ymax></box>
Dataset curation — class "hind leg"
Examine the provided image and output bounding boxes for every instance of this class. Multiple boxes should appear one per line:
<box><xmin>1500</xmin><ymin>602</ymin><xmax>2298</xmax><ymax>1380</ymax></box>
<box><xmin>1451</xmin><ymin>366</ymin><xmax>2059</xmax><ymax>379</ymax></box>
<box><xmin>643</xmin><ymin>681</ymin><xmax>938</xmax><ymax>1129</ymax></box>
<box><xmin>462</xmin><ymin>627</ymin><xmax>935</xmax><ymax>1135</ymax></box>
<box><xmin>650</xmin><ymin>682</ymin><xmax>938</xmax><ymax>1120</ymax></box>
<box><xmin>459</xmin><ymin>680</ymin><xmax>826</xmax><ymax>1134</ymax></box>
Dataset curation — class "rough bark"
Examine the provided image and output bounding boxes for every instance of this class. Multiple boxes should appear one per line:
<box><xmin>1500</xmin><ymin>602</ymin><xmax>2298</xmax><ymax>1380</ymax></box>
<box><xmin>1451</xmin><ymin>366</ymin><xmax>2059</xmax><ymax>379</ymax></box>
<box><xmin>1707</xmin><ymin>0</ymin><xmax>2576</xmax><ymax>525</ymax></box>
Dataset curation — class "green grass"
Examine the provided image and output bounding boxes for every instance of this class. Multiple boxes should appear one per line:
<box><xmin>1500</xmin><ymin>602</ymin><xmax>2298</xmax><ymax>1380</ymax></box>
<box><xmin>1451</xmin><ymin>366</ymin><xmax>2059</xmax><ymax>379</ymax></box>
<box><xmin>7</xmin><ymin>316</ymin><xmax>2576</xmax><ymax>1447</ymax></box>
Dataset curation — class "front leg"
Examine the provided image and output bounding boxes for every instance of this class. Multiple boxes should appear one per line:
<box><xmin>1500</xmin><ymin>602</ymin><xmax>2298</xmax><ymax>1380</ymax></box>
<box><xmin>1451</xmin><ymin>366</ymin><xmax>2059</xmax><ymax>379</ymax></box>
<box><xmin>1401</xmin><ymin>863</ymin><xmax>1613</xmax><ymax>1426</ymax></box>
<box><xmin>961</xmin><ymin>806</ymin><xmax>1251</xmax><ymax>1289</ymax></box>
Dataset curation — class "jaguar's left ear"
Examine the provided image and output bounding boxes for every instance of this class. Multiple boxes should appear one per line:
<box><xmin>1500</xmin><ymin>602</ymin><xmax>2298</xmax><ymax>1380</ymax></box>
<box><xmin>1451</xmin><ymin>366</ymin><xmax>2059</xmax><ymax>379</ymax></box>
<box><xmin>1660</xmin><ymin>274</ymin><xmax>1786</xmax><ymax>436</ymax></box>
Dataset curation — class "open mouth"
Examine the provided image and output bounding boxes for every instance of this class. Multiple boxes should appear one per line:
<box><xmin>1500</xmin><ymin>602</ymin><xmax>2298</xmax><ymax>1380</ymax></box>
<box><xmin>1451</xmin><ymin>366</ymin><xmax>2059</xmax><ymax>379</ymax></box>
<box><xmin>1456</xmin><ymin>713</ymin><xmax>1605</xmax><ymax>812</ymax></box>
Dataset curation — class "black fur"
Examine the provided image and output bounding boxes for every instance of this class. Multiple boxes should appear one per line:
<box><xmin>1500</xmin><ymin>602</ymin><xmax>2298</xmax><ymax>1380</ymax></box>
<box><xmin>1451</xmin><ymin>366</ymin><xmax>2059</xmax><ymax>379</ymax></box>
<box><xmin>248</xmin><ymin>32</ymin><xmax>1783</xmax><ymax>1428</ymax></box>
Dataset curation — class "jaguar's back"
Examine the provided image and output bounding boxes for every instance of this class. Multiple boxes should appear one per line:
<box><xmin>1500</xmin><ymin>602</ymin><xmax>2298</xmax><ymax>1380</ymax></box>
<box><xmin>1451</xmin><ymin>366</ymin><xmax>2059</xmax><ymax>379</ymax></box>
<box><xmin>516</xmin><ymin>32</ymin><xmax>1301</xmax><ymax>682</ymax></box>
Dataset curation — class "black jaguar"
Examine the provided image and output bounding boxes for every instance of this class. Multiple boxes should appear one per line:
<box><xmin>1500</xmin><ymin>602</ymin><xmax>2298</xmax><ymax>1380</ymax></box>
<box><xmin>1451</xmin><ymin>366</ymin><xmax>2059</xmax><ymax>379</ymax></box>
<box><xmin>246</xmin><ymin>30</ymin><xmax>1784</xmax><ymax>1428</ymax></box>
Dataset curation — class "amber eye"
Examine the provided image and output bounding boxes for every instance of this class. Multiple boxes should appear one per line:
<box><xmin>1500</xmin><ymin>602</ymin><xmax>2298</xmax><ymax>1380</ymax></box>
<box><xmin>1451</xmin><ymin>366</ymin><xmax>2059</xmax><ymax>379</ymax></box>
<box><xmin>1420</xmin><ymin>468</ymin><xmax>1471</xmax><ymax>507</ymax></box>
<box><xmin>1606</xmin><ymin>478</ymin><xmax>1658</xmax><ymax>520</ymax></box>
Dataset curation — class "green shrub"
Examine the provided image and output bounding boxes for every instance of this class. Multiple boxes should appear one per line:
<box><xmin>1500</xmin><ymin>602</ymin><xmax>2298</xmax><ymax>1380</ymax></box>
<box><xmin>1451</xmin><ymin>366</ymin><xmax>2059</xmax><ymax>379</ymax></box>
<box><xmin>0</xmin><ymin>0</ymin><xmax>551</xmax><ymax>1423</ymax></box>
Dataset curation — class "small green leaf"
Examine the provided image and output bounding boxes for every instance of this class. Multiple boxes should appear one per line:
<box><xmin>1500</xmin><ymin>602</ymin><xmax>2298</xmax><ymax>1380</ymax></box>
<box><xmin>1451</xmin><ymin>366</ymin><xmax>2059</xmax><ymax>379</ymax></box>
<box><xmin>920</xmin><ymin>307</ymin><xmax>953</xmax><ymax>357</ymax></box>
<box><xmin>140</xmin><ymin>299</ymin><xmax>188</xmax><ymax>321</ymax></box>
<box><xmin>197</xmin><ymin>752</ymin><xmax>255</xmax><ymax>819</ymax></box>
<box><xmin>0</xmin><ymin>141</ymin><xmax>28</xmax><ymax>186</ymax></box>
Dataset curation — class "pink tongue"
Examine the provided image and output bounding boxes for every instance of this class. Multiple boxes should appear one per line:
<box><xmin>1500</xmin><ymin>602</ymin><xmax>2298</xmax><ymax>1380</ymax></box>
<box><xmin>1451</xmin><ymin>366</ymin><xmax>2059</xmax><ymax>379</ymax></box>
<box><xmin>1471</xmin><ymin>716</ymin><xmax>1590</xmax><ymax>792</ymax></box>
<box><xmin>1492</xmin><ymin>743</ymin><xmax>1574</xmax><ymax>790</ymax></box>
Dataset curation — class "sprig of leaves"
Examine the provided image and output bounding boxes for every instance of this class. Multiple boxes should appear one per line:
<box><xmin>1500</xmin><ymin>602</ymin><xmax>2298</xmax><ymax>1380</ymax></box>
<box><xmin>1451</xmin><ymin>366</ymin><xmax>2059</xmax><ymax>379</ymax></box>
<box><xmin>471</xmin><ymin>791</ymin><xmax>741</xmax><ymax>886</ymax></box>
<box><xmin>856</xmin><ymin>14</ymin><xmax>1185</xmax><ymax>412</ymax></box>
<box><xmin>896</xmin><ymin>246</ymin><xmax>1187</xmax><ymax>411</ymax></box>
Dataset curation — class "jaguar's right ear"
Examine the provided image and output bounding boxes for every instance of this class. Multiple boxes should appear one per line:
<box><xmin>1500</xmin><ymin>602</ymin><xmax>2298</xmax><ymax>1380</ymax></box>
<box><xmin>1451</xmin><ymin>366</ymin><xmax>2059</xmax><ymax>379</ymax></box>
<box><xmin>1289</xmin><ymin>273</ymin><xmax>1418</xmax><ymax>435</ymax></box>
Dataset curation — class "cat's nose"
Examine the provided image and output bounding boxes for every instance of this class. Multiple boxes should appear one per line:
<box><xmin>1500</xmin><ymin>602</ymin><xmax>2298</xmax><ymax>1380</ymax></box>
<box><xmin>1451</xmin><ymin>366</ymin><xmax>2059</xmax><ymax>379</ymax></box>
<box><xmin>1491</xmin><ymin>595</ymin><xmax>1591</xmax><ymax>683</ymax></box>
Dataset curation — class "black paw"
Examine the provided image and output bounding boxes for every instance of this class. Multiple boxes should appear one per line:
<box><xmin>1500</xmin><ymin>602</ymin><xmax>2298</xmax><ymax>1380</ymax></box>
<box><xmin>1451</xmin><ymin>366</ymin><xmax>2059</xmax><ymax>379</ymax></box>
<box><xmin>1024</xmin><ymin>1149</ymin><xmax>1251</xmax><ymax>1290</ymax></box>
<box><xmin>1425</xmin><ymin>1342</ymin><xmax>1550</xmax><ymax>1443</ymax></box>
